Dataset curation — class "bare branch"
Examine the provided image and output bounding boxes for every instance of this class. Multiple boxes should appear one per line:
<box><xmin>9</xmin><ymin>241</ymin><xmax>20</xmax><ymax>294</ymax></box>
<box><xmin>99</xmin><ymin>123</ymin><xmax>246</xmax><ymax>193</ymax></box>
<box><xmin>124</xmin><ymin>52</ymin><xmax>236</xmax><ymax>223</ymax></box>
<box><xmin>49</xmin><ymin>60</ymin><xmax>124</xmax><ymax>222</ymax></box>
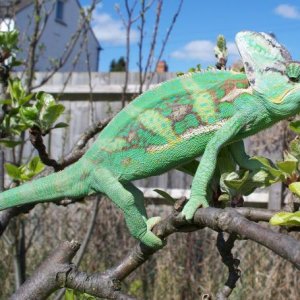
<box><xmin>61</xmin><ymin>117</ymin><xmax>112</xmax><ymax>167</ymax></box>
<box><xmin>215</xmin><ymin>233</ymin><xmax>240</xmax><ymax>299</ymax></box>
<box><xmin>107</xmin><ymin>204</ymin><xmax>300</xmax><ymax>283</ymax></box>
<box><xmin>140</xmin><ymin>0</ymin><xmax>162</xmax><ymax>93</ymax></box>
<box><xmin>11</xmin><ymin>240</ymin><xmax>135</xmax><ymax>300</ymax></box>
<box><xmin>30</xmin><ymin>0</ymin><xmax>99</xmax><ymax>91</ymax></box>
<box><xmin>8</xmin><ymin>199</ymin><xmax>300</xmax><ymax>299</ymax></box>
<box><xmin>29</xmin><ymin>126</ymin><xmax>62</xmax><ymax>171</ymax></box>
<box><xmin>147</xmin><ymin>0</ymin><xmax>184</xmax><ymax>86</ymax></box>
<box><xmin>26</xmin><ymin>0</ymin><xmax>56</xmax><ymax>92</ymax></box>
<box><xmin>0</xmin><ymin>205</ymin><xmax>34</xmax><ymax>236</ymax></box>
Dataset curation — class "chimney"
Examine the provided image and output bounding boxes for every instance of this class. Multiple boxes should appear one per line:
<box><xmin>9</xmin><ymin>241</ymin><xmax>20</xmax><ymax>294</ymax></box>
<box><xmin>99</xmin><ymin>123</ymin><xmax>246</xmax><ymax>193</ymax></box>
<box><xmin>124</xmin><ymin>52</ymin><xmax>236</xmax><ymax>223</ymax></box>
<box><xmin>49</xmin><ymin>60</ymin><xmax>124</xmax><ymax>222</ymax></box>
<box><xmin>156</xmin><ymin>60</ymin><xmax>168</xmax><ymax>73</ymax></box>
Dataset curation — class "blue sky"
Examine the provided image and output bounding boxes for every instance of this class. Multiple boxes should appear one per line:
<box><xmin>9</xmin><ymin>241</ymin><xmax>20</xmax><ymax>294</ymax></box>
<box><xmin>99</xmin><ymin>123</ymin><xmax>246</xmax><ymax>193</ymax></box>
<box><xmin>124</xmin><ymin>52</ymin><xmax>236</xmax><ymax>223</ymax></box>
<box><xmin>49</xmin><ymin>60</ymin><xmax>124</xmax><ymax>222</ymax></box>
<box><xmin>80</xmin><ymin>0</ymin><xmax>300</xmax><ymax>72</ymax></box>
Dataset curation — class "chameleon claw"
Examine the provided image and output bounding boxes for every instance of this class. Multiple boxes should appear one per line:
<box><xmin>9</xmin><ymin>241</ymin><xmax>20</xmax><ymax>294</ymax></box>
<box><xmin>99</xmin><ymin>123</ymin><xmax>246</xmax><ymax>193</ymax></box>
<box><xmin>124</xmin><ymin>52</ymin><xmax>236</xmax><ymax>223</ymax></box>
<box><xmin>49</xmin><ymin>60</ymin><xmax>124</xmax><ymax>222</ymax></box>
<box><xmin>137</xmin><ymin>216</ymin><xmax>166</xmax><ymax>249</ymax></box>
<box><xmin>146</xmin><ymin>216</ymin><xmax>162</xmax><ymax>231</ymax></box>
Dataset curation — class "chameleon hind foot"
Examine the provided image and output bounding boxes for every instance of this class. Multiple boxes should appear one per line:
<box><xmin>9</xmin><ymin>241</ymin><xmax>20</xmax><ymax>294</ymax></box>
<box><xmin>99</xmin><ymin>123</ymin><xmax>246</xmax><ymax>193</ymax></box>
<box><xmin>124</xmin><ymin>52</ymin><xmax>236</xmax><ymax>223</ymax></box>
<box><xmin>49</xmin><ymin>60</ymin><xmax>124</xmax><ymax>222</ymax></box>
<box><xmin>138</xmin><ymin>217</ymin><xmax>166</xmax><ymax>249</ymax></box>
<box><xmin>147</xmin><ymin>216</ymin><xmax>162</xmax><ymax>230</ymax></box>
<box><xmin>140</xmin><ymin>228</ymin><xmax>165</xmax><ymax>249</ymax></box>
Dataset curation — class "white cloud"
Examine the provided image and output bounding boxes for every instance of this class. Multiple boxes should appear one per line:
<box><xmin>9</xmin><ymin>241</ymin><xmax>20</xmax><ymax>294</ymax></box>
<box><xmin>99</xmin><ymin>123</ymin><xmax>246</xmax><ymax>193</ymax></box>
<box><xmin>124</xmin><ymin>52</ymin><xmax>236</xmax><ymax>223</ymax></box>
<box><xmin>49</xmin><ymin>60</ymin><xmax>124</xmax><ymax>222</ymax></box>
<box><xmin>92</xmin><ymin>8</ymin><xmax>138</xmax><ymax>45</ymax></box>
<box><xmin>274</xmin><ymin>4</ymin><xmax>300</xmax><ymax>19</ymax></box>
<box><xmin>171</xmin><ymin>40</ymin><xmax>215</xmax><ymax>61</ymax></box>
<box><xmin>171</xmin><ymin>40</ymin><xmax>240</xmax><ymax>62</ymax></box>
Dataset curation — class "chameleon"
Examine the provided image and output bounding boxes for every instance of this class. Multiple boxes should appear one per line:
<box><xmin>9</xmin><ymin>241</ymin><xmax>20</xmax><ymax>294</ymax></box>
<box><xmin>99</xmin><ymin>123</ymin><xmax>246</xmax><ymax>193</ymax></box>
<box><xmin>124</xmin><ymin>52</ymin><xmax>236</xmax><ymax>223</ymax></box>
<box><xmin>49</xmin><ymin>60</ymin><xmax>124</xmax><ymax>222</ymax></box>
<box><xmin>1</xmin><ymin>31</ymin><xmax>300</xmax><ymax>249</ymax></box>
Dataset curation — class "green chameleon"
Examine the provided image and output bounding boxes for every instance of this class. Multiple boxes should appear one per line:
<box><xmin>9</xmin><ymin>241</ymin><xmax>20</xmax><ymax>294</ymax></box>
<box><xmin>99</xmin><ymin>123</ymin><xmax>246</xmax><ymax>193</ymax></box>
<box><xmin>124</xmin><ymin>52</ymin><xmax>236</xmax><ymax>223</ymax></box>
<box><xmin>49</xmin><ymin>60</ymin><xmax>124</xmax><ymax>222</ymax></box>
<box><xmin>1</xmin><ymin>31</ymin><xmax>300</xmax><ymax>248</ymax></box>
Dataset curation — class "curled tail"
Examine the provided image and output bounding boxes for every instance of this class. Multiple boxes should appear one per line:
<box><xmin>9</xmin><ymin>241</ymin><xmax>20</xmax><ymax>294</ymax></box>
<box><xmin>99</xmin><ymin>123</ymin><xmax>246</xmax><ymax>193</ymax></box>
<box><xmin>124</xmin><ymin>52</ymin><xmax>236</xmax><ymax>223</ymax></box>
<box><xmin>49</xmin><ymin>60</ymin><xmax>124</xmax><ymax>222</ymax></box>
<box><xmin>0</xmin><ymin>159</ymin><xmax>91</xmax><ymax>210</ymax></box>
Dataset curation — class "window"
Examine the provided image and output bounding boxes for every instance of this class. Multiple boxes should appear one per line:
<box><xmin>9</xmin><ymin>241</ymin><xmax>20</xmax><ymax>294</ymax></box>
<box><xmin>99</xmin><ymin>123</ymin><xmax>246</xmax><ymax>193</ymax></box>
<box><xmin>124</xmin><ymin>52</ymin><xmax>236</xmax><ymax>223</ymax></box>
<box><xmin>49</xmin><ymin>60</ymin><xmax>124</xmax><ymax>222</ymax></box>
<box><xmin>56</xmin><ymin>0</ymin><xmax>64</xmax><ymax>22</ymax></box>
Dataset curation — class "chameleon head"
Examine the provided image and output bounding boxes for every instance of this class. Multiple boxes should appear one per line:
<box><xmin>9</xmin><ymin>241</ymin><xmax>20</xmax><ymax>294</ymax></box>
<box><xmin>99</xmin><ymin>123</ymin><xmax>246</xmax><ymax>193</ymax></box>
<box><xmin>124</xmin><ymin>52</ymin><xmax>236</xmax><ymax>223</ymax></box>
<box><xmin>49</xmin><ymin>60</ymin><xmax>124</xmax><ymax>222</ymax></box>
<box><xmin>235</xmin><ymin>31</ymin><xmax>300</xmax><ymax>115</ymax></box>
<box><xmin>279</xmin><ymin>61</ymin><xmax>300</xmax><ymax>113</ymax></box>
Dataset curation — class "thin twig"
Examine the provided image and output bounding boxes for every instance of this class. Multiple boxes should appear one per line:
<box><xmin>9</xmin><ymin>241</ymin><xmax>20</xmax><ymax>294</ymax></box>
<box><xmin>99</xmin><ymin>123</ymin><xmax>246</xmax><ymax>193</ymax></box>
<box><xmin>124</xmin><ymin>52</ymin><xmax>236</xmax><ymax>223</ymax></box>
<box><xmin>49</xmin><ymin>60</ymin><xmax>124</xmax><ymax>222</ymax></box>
<box><xmin>54</xmin><ymin>197</ymin><xmax>101</xmax><ymax>300</ymax></box>
<box><xmin>215</xmin><ymin>233</ymin><xmax>240</xmax><ymax>299</ymax></box>
<box><xmin>146</xmin><ymin>0</ymin><xmax>184</xmax><ymax>87</ymax></box>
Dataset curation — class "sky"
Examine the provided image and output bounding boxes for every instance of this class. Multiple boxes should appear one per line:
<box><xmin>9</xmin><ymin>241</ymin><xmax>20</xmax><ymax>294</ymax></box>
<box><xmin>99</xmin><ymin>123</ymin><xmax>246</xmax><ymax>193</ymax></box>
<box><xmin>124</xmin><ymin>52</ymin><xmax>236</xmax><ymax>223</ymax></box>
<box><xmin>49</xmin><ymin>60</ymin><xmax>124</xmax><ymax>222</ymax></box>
<box><xmin>80</xmin><ymin>0</ymin><xmax>300</xmax><ymax>72</ymax></box>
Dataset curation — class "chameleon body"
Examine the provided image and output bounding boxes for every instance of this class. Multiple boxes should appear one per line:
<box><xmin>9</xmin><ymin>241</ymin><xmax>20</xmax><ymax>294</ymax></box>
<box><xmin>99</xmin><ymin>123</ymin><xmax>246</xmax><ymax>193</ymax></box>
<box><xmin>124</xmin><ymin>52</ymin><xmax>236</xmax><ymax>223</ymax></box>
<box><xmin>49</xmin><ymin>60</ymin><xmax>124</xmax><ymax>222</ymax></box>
<box><xmin>1</xmin><ymin>31</ymin><xmax>300</xmax><ymax>248</ymax></box>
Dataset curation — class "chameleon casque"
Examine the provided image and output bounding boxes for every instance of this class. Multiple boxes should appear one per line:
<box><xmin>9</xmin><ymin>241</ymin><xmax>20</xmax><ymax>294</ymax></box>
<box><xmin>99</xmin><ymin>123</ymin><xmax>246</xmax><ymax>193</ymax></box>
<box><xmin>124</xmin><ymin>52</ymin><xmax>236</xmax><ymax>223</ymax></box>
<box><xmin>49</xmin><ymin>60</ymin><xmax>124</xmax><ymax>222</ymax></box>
<box><xmin>1</xmin><ymin>31</ymin><xmax>300</xmax><ymax>248</ymax></box>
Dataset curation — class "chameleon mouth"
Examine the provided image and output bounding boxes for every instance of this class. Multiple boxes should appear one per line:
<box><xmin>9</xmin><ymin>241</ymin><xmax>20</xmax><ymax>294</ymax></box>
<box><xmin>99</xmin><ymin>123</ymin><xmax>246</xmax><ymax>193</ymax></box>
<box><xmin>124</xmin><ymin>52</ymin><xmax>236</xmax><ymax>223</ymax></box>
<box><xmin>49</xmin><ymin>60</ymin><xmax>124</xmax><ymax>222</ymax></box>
<box><xmin>272</xmin><ymin>85</ymin><xmax>300</xmax><ymax>104</ymax></box>
<box><xmin>285</xmin><ymin>85</ymin><xmax>300</xmax><ymax>100</ymax></box>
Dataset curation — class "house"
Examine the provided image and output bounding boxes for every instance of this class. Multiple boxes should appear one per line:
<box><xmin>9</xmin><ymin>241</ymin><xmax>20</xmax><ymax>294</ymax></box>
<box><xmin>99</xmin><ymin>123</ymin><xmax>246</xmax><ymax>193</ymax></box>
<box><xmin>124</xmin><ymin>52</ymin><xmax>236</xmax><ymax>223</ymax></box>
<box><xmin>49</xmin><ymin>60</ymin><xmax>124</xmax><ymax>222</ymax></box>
<box><xmin>0</xmin><ymin>0</ymin><xmax>101</xmax><ymax>72</ymax></box>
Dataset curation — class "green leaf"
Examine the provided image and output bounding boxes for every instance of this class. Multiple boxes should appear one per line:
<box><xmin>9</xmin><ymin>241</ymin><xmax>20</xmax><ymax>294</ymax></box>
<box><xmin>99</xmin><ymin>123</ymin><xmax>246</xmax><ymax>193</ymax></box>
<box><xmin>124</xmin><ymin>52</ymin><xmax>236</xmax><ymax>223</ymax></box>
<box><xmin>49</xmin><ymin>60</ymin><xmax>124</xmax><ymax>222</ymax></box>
<box><xmin>64</xmin><ymin>289</ymin><xmax>75</xmax><ymax>300</ymax></box>
<box><xmin>218</xmin><ymin>193</ymin><xmax>230</xmax><ymax>202</ymax></box>
<box><xmin>276</xmin><ymin>153</ymin><xmax>298</xmax><ymax>176</ymax></box>
<box><xmin>53</xmin><ymin>122</ymin><xmax>68</xmax><ymax>129</ymax></box>
<box><xmin>36</xmin><ymin>92</ymin><xmax>55</xmax><ymax>110</ymax></box>
<box><xmin>64</xmin><ymin>289</ymin><xmax>96</xmax><ymax>300</ymax></box>
<box><xmin>8</xmin><ymin>79</ymin><xmax>25</xmax><ymax>105</ymax></box>
<box><xmin>289</xmin><ymin>182</ymin><xmax>300</xmax><ymax>197</ymax></box>
<box><xmin>222</xmin><ymin>169</ymin><xmax>271</xmax><ymax>198</ymax></box>
<box><xmin>270</xmin><ymin>211</ymin><xmax>300</xmax><ymax>226</ymax></box>
<box><xmin>20</xmin><ymin>106</ymin><xmax>38</xmax><ymax>120</ymax></box>
<box><xmin>154</xmin><ymin>189</ymin><xmax>176</xmax><ymax>204</ymax></box>
<box><xmin>19</xmin><ymin>107</ymin><xmax>38</xmax><ymax>127</ymax></box>
<box><xmin>0</xmin><ymin>139</ymin><xmax>22</xmax><ymax>148</ymax></box>
<box><xmin>251</xmin><ymin>156</ymin><xmax>283</xmax><ymax>178</ymax></box>
<box><xmin>19</xmin><ymin>93</ymin><xmax>33</xmax><ymax>106</ymax></box>
<box><xmin>224</xmin><ymin>170</ymin><xmax>249</xmax><ymax>190</ymax></box>
<box><xmin>36</xmin><ymin>92</ymin><xmax>65</xmax><ymax>129</ymax></box>
<box><xmin>0</xmin><ymin>99</ymin><xmax>12</xmax><ymax>105</ymax></box>
<box><xmin>251</xmin><ymin>169</ymin><xmax>271</xmax><ymax>184</ymax></box>
<box><xmin>289</xmin><ymin>120</ymin><xmax>300</xmax><ymax>134</ymax></box>
<box><xmin>28</xmin><ymin>157</ymin><xmax>45</xmax><ymax>173</ymax></box>
<box><xmin>41</xmin><ymin>104</ymin><xmax>65</xmax><ymax>128</ymax></box>
<box><xmin>290</xmin><ymin>138</ymin><xmax>300</xmax><ymax>158</ymax></box>
<box><xmin>4</xmin><ymin>163</ymin><xmax>21</xmax><ymax>180</ymax></box>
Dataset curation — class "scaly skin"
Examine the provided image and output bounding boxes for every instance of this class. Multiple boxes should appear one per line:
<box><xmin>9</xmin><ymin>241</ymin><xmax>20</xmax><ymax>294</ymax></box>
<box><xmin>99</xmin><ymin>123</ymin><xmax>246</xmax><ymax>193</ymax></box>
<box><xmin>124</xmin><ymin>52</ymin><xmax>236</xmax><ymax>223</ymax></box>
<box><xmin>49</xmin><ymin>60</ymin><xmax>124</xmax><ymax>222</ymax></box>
<box><xmin>1</xmin><ymin>31</ymin><xmax>300</xmax><ymax>248</ymax></box>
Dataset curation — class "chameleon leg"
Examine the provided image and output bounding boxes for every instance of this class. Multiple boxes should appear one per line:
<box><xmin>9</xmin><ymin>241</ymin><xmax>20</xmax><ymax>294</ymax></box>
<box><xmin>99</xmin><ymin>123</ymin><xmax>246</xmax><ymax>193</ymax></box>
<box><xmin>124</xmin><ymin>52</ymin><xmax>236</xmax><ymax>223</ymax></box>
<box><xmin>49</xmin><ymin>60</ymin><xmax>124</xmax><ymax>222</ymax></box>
<box><xmin>176</xmin><ymin>159</ymin><xmax>199</xmax><ymax>176</ymax></box>
<box><xmin>122</xmin><ymin>182</ymin><xmax>148</xmax><ymax>222</ymax></box>
<box><xmin>123</xmin><ymin>182</ymin><xmax>163</xmax><ymax>240</ymax></box>
<box><xmin>91</xmin><ymin>168</ymin><xmax>163</xmax><ymax>249</ymax></box>
<box><xmin>181</xmin><ymin>115</ymin><xmax>252</xmax><ymax>220</ymax></box>
<box><xmin>229</xmin><ymin>140</ymin><xmax>262</xmax><ymax>170</ymax></box>
<box><xmin>123</xmin><ymin>182</ymin><xmax>165</xmax><ymax>233</ymax></box>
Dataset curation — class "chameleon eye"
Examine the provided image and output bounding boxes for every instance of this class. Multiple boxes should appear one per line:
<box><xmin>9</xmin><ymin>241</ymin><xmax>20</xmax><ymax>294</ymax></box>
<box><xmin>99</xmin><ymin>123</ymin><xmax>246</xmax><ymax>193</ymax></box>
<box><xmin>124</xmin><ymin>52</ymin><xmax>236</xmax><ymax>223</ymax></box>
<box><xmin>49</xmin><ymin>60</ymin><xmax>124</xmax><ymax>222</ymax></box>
<box><xmin>286</xmin><ymin>62</ymin><xmax>300</xmax><ymax>82</ymax></box>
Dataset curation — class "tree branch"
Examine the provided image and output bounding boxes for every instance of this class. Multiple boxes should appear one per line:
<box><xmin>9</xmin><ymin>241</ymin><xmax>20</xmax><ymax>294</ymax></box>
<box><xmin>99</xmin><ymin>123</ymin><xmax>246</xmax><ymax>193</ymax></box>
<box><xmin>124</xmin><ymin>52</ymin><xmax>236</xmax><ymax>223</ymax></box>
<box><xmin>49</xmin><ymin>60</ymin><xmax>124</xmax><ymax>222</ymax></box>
<box><xmin>10</xmin><ymin>202</ymin><xmax>300</xmax><ymax>299</ymax></box>
<box><xmin>107</xmin><ymin>204</ymin><xmax>300</xmax><ymax>284</ymax></box>
<box><xmin>61</xmin><ymin>117</ymin><xmax>112</xmax><ymax>168</ymax></box>
<box><xmin>11</xmin><ymin>240</ymin><xmax>135</xmax><ymax>300</ymax></box>
<box><xmin>215</xmin><ymin>233</ymin><xmax>240</xmax><ymax>299</ymax></box>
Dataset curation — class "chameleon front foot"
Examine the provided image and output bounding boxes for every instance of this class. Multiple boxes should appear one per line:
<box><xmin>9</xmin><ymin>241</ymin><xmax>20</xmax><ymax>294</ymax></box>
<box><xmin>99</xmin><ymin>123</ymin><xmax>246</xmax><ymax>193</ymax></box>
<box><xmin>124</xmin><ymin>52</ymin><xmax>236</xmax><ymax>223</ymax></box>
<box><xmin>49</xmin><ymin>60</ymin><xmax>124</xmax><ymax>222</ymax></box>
<box><xmin>181</xmin><ymin>197</ymin><xmax>209</xmax><ymax>221</ymax></box>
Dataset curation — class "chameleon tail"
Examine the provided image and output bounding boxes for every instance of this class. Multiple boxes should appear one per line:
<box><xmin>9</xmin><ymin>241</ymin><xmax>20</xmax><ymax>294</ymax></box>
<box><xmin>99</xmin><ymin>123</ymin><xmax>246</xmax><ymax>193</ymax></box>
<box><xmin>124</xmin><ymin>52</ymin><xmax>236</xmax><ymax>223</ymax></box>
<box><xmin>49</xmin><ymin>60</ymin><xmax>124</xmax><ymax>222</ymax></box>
<box><xmin>0</xmin><ymin>160</ymin><xmax>90</xmax><ymax>210</ymax></box>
